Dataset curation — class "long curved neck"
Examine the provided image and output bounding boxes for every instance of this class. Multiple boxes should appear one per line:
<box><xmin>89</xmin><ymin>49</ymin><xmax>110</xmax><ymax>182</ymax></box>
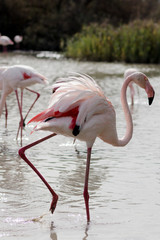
<box><xmin>117</xmin><ymin>76</ymin><xmax>133</xmax><ymax>146</ymax></box>
<box><xmin>0</xmin><ymin>93</ymin><xmax>7</xmax><ymax>117</ymax></box>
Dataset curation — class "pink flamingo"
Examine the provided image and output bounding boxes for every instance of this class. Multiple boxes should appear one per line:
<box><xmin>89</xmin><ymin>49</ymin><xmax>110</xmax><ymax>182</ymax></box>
<box><xmin>0</xmin><ymin>35</ymin><xmax>14</xmax><ymax>52</ymax></box>
<box><xmin>124</xmin><ymin>68</ymin><xmax>138</xmax><ymax>105</ymax></box>
<box><xmin>19</xmin><ymin>72</ymin><xmax>154</xmax><ymax>222</ymax></box>
<box><xmin>14</xmin><ymin>35</ymin><xmax>23</xmax><ymax>49</ymax></box>
<box><xmin>0</xmin><ymin>65</ymin><xmax>47</xmax><ymax>144</ymax></box>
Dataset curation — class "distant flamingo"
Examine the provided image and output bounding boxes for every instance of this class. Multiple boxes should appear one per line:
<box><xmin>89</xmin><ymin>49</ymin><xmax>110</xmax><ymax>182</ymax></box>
<box><xmin>0</xmin><ymin>65</ymin><xmax>47</xmax><ymax>144</ymax></box>
<box><xmin>0</xmin><ymin>35</ymin><xmax>14</xmax><ymax>52</ymax></box>
<box><xmin>14</xmin><ymin>35</ymin><xmax>23</xmax><ymax>49</ymax></box>
<box><xmin>19</xmin><ymin>72</ymin><xmax>154</xmax><ymax>222</ymax></box>
<box><xmin>124</xmin><ymin>68</ymin><xmax>138</xmax><ymax>105</ymax></box>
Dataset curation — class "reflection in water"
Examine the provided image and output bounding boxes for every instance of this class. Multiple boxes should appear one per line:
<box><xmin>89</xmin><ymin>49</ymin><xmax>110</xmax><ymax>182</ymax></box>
<box><xmin>0</xmin><ymin>140</ymin><xmax>27</xmax><ymax>211</ymax></box>
<box><xmin>82</xmin><ymin>222</ymin><xmax>90</xmax><ymax>240</ymax></box>
<box><xmin>50</xmin><ymin>221</ymin><xmax>58</xmax><ymax>240</ymax></box>
<box><xmin>58</xmin><ymin>143</ymin><xmax>109</xmax><ymax>208</ymax></box>
<box><xmin>50</xmin><ymin>220</ymin><xmax>90</xmax><ymax>240</ymax></box>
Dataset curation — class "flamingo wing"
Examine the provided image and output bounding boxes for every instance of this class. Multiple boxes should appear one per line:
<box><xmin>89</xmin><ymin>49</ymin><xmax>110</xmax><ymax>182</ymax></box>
<box><xmin>28</xmin><ymin>73</ymin><xmax>113</xmax><ymax>135</ymax></box>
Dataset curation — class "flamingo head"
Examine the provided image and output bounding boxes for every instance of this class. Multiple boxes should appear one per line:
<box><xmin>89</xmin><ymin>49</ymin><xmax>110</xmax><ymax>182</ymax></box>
<box><xmin>129</xmin><ymin>72</ymin><xmax>155</xmax><ymax>105</ymax></box>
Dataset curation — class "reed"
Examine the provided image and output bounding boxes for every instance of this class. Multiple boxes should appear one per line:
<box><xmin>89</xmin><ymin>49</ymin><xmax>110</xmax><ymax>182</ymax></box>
<box><xmin>65</xmin><ymin>20</ymin><xmax>160</xmax><ymax>63</ymax></box>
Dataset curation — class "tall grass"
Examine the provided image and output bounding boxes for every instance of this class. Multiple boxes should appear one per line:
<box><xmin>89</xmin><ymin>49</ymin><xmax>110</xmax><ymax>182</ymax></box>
<box><xmin>65</xmin><ymin>20</ymin><xmax>160</xmax><ymax>63</ymax></box>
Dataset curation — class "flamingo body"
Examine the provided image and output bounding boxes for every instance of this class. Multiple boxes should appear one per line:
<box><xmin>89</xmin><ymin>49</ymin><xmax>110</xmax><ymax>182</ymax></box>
<box><xmin>14</xmin><ymin>35</ymin><xmax>23</xmax><ymax>49</ymax></box>
<box><xmin>14</xmin><ymin>35</ymin><xmax>23</xmax><ymax>43</ymax></box>
<box><xmin>30</xmin><ymin>74</ymin><xmax>117</xmax><ymax>147</ymax></box>
<box><xmin>31</xmin><ymin>97</ymin><xmax>117</xmax><ymax>147</ymax></box>
<box><xmin>0</xmin><ymin>35</ymin><xmax>13</xmax><ymax>46</ymax></box>
<box><xmin>1</xmin><ymin>65</ymin><xmax>47</xmax><ymax>93</ymax></box>
<box><xmin>0</xmin><ymin>65</ymin><xmax>47</xmax><ymax>143</ymax></box>
<box><xmin>0</xmin><ymin>35</ymin><xmax>13</xmax><ymax>52</ymax></box>
<box><xmin>19</xmin><ymin>72</ymin><xmax>155</xmax><ymax>222</ymax></box>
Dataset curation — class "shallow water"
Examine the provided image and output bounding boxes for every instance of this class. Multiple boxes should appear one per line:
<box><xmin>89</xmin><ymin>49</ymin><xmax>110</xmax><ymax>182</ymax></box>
<box><xmin>0</xmin><ymin>51</ymin><xmax>160</xmax><ymax>240</ymax></box>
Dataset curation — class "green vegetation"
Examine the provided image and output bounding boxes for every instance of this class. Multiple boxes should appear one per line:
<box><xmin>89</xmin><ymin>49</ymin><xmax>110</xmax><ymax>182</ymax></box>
<box><xmin>1</xmin><ymin>0</ymin><xmax>160</xmax><ymax>62</ymax></box>
<box><xmin>66</xmin><ymin>20</ymin><xmax>160</xmax><ymax>63</ymax></box>
<box><xmin>66</xmin><ymin>25</ymin><xmax>114</xmax><ymax>61</ymax></box>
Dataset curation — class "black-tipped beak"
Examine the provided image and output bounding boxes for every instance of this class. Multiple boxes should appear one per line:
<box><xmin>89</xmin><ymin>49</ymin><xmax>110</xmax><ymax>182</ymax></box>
<box><xmin>148</xmin><ymin>90</ymin><xmax>155</xmax><ymax>105</ymax></box>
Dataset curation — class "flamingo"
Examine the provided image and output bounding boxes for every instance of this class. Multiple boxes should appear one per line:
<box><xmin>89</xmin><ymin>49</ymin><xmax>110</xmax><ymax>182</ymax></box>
<box><xmin>0</xmin><ymin>65</ymin><xmax>48</xmax><ymax>144</ymax></box>
<box><xmin>14</xmin><ymin>35</ymin><xmax>23</xmax><ymax>49</ymax></box>
<box><xmin>0</xmin><ymin>35</ymin><xmax>14</xmax><ymax>52</ymax></box>
<box><xmin>124</xmin><ymin>68</ymin><xmax>138</xmax><ymax>105</ymax></box>
<box><xmin>18</xmin><ymin>72</ymin><xmax>155</xmax><ymax>222</ymax></box>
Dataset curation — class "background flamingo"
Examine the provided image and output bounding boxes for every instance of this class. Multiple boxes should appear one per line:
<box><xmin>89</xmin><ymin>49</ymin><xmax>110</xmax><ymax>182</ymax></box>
<box><xmin>19</xmin><ymin>72</ymin><xmax>154</xmax><ymax>222</ymax></box>
<box><xmin>124</xmin><ymin>68</ymin><xmax>138</xmax><ymax>105</ymax></box>
<box><xmin>0</xmin><ymin>34</ymin><xmax>14</xmax><ymax>52</ymax></box>
<box><xmin>14</xmin><ymin>35</ymin><xmax>23</xmax><ymax>49</ymax></box>
<box><xmin>0</xmin><ymin>65</ymin><xmax>47</xmax><ymax>145</ymax></box>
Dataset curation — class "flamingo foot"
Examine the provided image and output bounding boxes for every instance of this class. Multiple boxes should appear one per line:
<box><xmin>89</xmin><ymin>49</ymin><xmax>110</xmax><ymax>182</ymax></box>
<box><xmin>50</xmin><ymin>194</ymin><xmax>58</xmax><ymax>214</ymax></box>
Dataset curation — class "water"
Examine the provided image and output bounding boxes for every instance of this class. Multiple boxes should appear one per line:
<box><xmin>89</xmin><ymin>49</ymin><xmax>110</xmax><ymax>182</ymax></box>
<box><xmin>0</xmin><ymin>51</ymin><xmax>160</xmax><ymax>240</ymax></box>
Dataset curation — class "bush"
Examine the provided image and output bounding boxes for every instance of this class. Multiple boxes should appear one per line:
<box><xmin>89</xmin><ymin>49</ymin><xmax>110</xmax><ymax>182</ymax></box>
<box><xmin>66</xmin><ymin>24</ymin><xmax>115</xmax><ymax>61</ymax></box>
<box><xmin>66</xmin><ymin>20</ymin><xmax>160</xmax><ymax>63</ymax></box>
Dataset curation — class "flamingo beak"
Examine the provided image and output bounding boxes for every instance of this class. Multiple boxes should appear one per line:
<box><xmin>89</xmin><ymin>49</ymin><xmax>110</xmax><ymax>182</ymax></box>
<box><xmin>148</xmin><ymin>91</ymin><xmax>155</xmax><ymax>105</ymax></box>
<box><xmin>145</xmin><ymin>81</ymin><xmax>155</xmax><ymax>105</ymax></box>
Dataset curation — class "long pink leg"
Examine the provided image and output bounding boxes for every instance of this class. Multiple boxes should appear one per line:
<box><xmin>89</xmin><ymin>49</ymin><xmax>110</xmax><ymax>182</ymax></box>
<box><xmin>83</xmin><ymin>147</ymin><xmax>92</xmax><ymax>222</ymax></box>
<box><xmin>18</xmin><ymin>133</ymin><xmax>58</xmax><ymax>213</ymax></box>
<box><xmin>5</xmin><ymin>102</ymin><xmax>8</xmax><ymax>128</ymax></box>
<box><xmin>3</xmin><ymin>46</ymin><xmax>7</xmax><ymax>53</ymax></box>
<box><xmin>17</xmin><ymin>89</ymin><xmax>25</xmax><ymax>140</ymax></box>
<box><xmin>23</xmin><ymin>88</ymin><xmax>40</xmax><ymax>124</ymax></box>
<box><xmin>15</xmin><ymin>89</ymin><xmax>24</xmax><ymax>145</ymax></box>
